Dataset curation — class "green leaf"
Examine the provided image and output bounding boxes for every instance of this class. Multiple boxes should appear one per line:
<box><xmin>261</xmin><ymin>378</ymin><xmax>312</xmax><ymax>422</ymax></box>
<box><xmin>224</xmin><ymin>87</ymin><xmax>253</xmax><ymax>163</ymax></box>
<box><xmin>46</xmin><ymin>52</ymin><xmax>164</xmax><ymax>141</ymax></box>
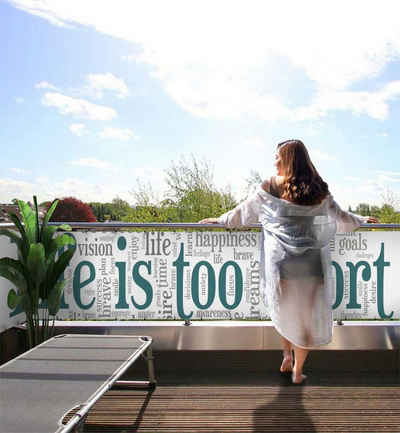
<box><xmin>41</xmin><ymin>225</ymin><xmax>58</xmax><ymax>257</ymax></box>
<box><xmin>0</xmin><ymin>228</ymin><xmax>22</xmax><ymax>246</ymax></box>
<box><xmin>56</xmin><ymin>224</ymin><xmax>72</xmax><ymax>231</ymax></box>
<box><xmin>27</xmin><ymin>243</ymin><xmax>46</xmax><ymax>286</ymax></box>
<box><xmin>33</xmin><ymin>196</ymin><xmax>40</xmax><ymax>243</ymax></box>
<box><xmin>44</xmin><ymin>199</ymin><xmax>59</xmax><ymax>225</ymax></box>
<box><xmin>40</xmin><ymin>199</ymin><xmax>59</xmax><ymax>241</ymax></box>
<box><xmin>45</xmin><ymin>251</ymin><xmax>57</xmax><ymax>268</ymax></box>
<box><xmin>48</xmin><ymin>280</ymin><xmax>66</xmax><ymax>315</ymax></box>
<box><xmin>8</xmin><ymin>213</ymin><xmax>29</xmax><ymax>261</ymax></box>
<box><xmin>0</xmin><ymin>257</ymin><xmax>28</xmax><ymax>280</ymax></box>
<box><xmin>7</xmin><ymin>289</ymin><xmax>22</xmax><ymax>310</ymax></box>
<box><xmin>40</xmin><ymin>258</ymin><xmax>55</xmax><ymax>300</ymax></box>
<box><xmin>47</xmin><ymin>247</ymin><xmax>75</xmax><ymax>289</ymax></box>
<box><xmin>0</xmin><ymin>266</ymin><xmax>27</xmax><ymax>292</ymax></box>
<box><xmin>18</xmin><ymin>200</ymin><xmax>37</xmax><ymax>244</ymax></box>
<box><xmin>21</xmin><ymin>292</ymin><xmax>34</xmax><ymax>314</ymax></box>
<box><xmin>54</xmin><ymin>233</ymin><xmax>76</xmax><ymax>250</ymax></box>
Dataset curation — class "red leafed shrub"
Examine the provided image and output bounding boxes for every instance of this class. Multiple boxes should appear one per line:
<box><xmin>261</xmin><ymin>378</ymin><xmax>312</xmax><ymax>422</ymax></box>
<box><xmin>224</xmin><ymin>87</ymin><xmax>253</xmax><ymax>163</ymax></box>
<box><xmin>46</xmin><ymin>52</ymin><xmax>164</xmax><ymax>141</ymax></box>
<box><xmin>49</xmin><ymin>197</ymin><xmax>97</xmax><ymax>222</ymax></box>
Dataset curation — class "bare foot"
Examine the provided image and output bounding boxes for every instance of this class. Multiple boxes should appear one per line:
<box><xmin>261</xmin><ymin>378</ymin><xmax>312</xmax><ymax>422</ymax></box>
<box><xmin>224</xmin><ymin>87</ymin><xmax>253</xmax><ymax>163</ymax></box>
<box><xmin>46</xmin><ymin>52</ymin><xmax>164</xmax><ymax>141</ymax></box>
<box><xmin>291</xmin><ymin>372</ymin><xmax>307</xmax><ymax>384</ymax></box>
<box><xmin>280</xmin><ymin>357</ymin><xmax>293</xmax><ymax>373</ymax></box>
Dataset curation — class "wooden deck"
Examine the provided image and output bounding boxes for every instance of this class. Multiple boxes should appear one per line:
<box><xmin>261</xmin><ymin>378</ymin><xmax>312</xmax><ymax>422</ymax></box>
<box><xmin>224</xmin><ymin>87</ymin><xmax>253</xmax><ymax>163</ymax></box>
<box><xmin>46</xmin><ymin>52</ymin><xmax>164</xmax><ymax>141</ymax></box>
<box><xmin>60</xmin><ymin>350</ymin><xmax>400</xmax><ymax>432</ymax></box>
<box><xmin>63</xmin><ymin>372</ymin><xmax>400</xmax><ymax>433</ymax></box>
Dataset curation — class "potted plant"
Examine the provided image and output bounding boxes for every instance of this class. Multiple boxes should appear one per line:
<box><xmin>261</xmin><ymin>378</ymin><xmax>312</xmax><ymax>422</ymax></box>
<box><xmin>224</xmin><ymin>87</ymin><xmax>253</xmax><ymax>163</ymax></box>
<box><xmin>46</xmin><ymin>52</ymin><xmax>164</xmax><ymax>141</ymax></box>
<box><xmin>0</xmin><ymin>196</ymin><xmax>76</xmax><ymax>348</ymax></box>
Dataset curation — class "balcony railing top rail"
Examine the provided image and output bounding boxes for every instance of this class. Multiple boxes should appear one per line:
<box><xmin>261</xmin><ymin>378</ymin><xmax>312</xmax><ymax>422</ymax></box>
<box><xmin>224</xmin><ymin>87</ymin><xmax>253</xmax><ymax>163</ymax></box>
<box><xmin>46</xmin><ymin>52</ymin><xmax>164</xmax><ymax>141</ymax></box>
<box><xmin>0</xmin><ymin>222</ymin><xmax>397</xmax><ymax>229</ymax></box>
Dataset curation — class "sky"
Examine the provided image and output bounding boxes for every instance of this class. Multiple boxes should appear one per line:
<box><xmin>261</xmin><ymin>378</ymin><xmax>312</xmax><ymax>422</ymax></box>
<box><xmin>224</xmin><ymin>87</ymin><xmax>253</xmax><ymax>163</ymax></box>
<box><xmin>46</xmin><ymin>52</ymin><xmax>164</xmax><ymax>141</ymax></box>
<box><xmin>2</xmin><ymin>0</ymin><xmax>400</xmax><ymax>210</ymax></box>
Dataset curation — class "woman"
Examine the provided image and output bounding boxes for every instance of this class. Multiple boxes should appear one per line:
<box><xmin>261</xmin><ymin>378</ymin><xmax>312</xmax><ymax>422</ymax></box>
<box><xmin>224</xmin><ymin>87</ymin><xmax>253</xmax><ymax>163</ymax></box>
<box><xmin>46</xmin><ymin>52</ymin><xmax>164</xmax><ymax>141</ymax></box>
<box><xmin>200</xmin><ymin>139</ymin><xmax>378</xmax><ymax>384</ymax></box>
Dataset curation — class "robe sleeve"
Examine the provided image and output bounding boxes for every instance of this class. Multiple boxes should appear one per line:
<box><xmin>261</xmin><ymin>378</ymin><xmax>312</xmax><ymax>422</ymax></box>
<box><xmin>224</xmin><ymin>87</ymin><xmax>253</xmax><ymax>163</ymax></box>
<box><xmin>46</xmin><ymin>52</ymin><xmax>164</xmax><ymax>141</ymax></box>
<box><xmin>217</xmin><ymin>188</ymin><xmax>264</xmax><ymax>228</ymax></box>
<box><xmin>327</xmin><ymin>195</ymin><xmax>367</xmax><ymax>232</ymax></box>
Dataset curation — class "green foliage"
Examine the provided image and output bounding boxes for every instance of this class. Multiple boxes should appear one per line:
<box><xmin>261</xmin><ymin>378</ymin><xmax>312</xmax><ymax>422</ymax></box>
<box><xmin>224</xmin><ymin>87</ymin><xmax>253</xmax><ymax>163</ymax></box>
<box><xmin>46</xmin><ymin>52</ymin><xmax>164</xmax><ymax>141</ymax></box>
<box><xmin>378</xmin><ymin>204</ymin><xmax>400</xmax><ymax>224</ymax></box>
<box><xmin>351</xmin><ymin>199</ymin><xmax>400</xmax><ymax>225</ymax></box>
<box><xmin>90</xmin><ymin>198</ymin><xmax>131</xmax><ymax>222</ymax></box>
<box><xmin>124</xmin><ymin>156</ymin><xmax>237</xmax><ymax>223</ymax></box>
<box><xmin>352</xmin><ymin>203</ymin><xmax>371</xmax><ymax>216</ymax></box>
<box><xmin>0</xmin><ymin>196</ymin><xmax>76</xmax><ymax>348</ymax></box>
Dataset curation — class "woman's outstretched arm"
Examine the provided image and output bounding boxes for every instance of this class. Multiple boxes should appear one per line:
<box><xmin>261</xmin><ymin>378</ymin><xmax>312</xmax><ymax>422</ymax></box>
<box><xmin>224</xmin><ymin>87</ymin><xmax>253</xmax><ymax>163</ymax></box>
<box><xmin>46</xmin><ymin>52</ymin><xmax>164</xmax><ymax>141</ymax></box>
<box><xmin>327</xmin><ymin>195</ymin><xmax>379</xmax><ymax>232</ymax></box>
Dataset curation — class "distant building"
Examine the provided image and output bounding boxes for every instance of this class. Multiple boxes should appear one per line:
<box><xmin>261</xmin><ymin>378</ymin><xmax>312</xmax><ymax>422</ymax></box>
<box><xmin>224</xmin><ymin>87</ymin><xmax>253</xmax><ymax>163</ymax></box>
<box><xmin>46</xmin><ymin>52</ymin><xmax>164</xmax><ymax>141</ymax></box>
<box><xmin>0</xmin><ymin>204</ymin><xmax>20</xmax><ymax>223</ymax></box>
<box><xmin>0</xmin><ymin>203</ymin><xmax>46</xmax><ymax>223</ymax></box>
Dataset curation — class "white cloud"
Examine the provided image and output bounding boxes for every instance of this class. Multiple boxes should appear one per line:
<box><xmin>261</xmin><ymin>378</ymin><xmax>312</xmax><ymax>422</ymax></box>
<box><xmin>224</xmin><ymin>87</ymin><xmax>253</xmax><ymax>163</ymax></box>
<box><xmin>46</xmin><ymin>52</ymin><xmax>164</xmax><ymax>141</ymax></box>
<box><xmin>376</xmin><ymin>170</ymin><xmax>400</xmax><ymax>177</ymax></box>
<box><xmin>0</xmin><ymin>176</ymin><xmax>132</xmax><ymax>204</ymax></box>
<box><xmin>87</xmin><ymin>73</ymin><xmax>129</xmax><ymax>99</ymax></box>
<box><xmin>344</xmin><ymin>176</ymin><xmax>361</xmax><ymax>182</ymax></box>
<box><xmin>98</xmin><ymin>127</ymin><xmax>137</xmax><ymax>141</ymax></box>
<box><xmin>296</xmin><ymin>82</ymin><xmax>400</xmax><ymax>121</ymax></box>
<box><xmin>378</xmin><ymin>132</ymin><xmax>389</xmax><ymax>137</ymax></box>
<box><xmin>10</xmin><ymin>0</ymin><xmax>400</xmax><ymax>121</ymax></box>
<box><xmin>373</xmin><ymin>171</ymin><xmax>400</xmax><ymax>185</ymax></box>
<box><xmin>10</xmin><ymin>167</ymin><xmax>31</xmax><ymax>175</ymax></box>
<box><xmin>243</xmin><ymin>137</ymin><xmax>266</xmax><ymax>151</ymax></box>
<box><xmin>35</xmin><ymin>81</ymin><xmax>59</xmax><ymax>91</ymax></box>
<box><xmin>15</xmin><ymin>97</ymin><xmax>24</xmax><ymax>104</ymax></box>
<box><xmin>70</xmin><ymin>158</ymin><xmax>113</xmax><ymax>169</ymax></box>
<box><xmin>121</xmin><ymin>54</ymin><xmax>136</xmax><ymax>62</ymax></box>
<box><xmin>69</xmin><ymin>123</ymin><xmax>86</xmax><ymax>136</ymax></box>
<box><xmin>42</xmin><ymin>92</ymin><xmax>117</xmax><ymax>120</ymax></box>
<box><xmin>308</xmin><ymin>148</ymin><xmax>336</xmax><ymax>163</ymax></box>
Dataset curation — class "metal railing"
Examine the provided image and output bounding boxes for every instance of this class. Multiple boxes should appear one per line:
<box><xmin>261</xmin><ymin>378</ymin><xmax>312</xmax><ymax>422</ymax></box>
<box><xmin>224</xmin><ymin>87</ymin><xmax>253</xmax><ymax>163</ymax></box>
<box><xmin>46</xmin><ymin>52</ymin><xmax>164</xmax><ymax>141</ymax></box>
<box><xmin>1</xmin><ymin>222</ymin><xmax>398</xmax><ymax>229</ymax></box>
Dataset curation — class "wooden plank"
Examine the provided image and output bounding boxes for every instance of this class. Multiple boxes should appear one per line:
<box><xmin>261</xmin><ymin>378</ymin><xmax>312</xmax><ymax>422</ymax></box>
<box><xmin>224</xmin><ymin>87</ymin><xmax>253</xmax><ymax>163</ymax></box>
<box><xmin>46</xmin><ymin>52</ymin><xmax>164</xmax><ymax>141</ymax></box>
<box><xmin>61</xmin><ymin>385</ymin><xmax>400</xmax><ymax>432</ymax></box>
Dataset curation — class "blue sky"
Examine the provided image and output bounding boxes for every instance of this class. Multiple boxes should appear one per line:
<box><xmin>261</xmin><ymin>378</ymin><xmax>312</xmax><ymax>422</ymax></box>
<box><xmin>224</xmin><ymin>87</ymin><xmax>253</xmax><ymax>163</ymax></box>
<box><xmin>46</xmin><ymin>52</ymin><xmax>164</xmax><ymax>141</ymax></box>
<box><xmin>2</xmin><ymin>0</ymin><xmax>400</xmax><ymax>209</ymax></box>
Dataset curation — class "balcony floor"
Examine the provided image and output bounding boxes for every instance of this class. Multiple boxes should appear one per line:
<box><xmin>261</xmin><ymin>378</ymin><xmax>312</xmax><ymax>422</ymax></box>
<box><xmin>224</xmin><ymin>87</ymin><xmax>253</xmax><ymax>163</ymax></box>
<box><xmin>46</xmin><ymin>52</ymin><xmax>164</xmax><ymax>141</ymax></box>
<box><xmin>63</xmin><ymin>368</ymin><xmax>400</xmax><ymax>433</ymax></box>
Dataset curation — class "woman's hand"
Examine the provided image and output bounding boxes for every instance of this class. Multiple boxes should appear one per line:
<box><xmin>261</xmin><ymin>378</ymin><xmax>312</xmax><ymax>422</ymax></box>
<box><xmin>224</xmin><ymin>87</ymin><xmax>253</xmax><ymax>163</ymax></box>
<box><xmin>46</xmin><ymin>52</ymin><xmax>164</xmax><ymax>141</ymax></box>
<box><xmin>199</xmin><ymin>217</ymin><xmax>219</xmax><ymax>224</ymax></box>
<box><xmin>365</xmin><ymin>216</ymin><xmax>379</xmax><ymax>224</ymax></box>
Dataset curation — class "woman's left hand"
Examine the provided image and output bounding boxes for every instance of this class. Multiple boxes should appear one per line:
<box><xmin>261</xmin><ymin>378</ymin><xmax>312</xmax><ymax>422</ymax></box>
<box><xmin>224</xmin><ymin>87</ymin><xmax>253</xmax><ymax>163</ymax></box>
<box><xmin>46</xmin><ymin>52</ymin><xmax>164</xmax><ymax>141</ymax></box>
<box><xmin>366</xmin><ymin>216</ymin><xmax>379</xmax><ymax>223</ymax></box>
<box><xmin>199</xmin><ymin>217</ymin><xmax>218</xmax><ymax>224</ymax></box>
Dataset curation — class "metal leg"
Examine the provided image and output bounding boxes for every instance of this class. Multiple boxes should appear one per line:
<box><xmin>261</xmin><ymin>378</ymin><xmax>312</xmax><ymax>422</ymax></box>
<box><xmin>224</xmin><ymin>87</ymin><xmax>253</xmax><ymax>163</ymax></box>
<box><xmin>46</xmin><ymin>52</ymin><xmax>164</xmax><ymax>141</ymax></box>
<box><xmin>113</xmin><ymin>347</ymin><xmax>156</xmax><ymax>389</ymax></box>
<box><xmin>72</xmin><ymin>414</ymin><xmax>87</xmax><ymax>433</ymax></box>
<box><xmin>145</xmin><ymin>347</ymin><xmax>156</xmax><ymax>386</ymax></box>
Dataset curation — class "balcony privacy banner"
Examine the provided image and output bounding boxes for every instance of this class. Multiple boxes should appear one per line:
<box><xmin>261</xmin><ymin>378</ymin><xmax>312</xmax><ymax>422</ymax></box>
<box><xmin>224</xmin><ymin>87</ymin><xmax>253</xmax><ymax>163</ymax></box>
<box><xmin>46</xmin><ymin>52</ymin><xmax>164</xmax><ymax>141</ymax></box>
<box><xmin>0</xmin><ymin>237</ymin><xmax>22</xmax><ymax>332</ymax></box>
<box><xmin>1</xmin><ymin>230</ymin><xmax>398</xmax><ymax>329</ymax></box>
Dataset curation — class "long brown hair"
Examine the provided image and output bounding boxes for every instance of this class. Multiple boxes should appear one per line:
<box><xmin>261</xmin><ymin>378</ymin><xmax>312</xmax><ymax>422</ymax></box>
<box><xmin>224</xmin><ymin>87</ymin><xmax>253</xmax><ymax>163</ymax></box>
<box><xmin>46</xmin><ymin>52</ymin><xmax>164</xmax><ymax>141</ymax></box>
<box><xmin>277</xmin><ymin>139</ymin><xmax>329</xmax><ymax>205</ymax></box>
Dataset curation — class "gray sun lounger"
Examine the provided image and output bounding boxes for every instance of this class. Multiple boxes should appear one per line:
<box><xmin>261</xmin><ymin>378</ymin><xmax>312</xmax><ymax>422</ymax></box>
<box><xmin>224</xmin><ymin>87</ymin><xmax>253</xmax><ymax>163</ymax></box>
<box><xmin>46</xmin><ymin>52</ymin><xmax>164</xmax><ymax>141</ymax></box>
<box><xmin>0</xmin><ymin>334</ymin><xmax>156</xmax><ymax>433</ymax></box>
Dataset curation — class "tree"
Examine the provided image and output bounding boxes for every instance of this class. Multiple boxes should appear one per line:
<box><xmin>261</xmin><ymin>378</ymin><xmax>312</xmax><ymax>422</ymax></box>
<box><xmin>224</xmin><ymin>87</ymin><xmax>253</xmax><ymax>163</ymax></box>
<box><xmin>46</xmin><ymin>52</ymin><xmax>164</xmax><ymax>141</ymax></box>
<box><xmin>378</xmin><ymin>188</ymin><xmax>400</xmax><ymax>223</ymax></box>
<box><xmin>125</xmin><ymin>155</ymin><xmax>237</xmax><ymax>223</ymax></box>
<box><xmin>164</xmin><ymin>155</ymin><xmax>237</xmax><ymax>222</ymax></box>
<box><xmin>354</xmin><ymin>203</ymin><xmax>371</xmax><ymax>216</ymax></box>
<box><xmin>49</xmin><ymin>197</ymin><xmax>97</xmax><ymax>222</ymax></box>
<box><xmin>111</xmin><ymin>197</ymin><xmax>131</xmax><ymax>220</ymax></box>
<box><xmin>379</xmin><ymin>204</ymin><xmax>400</xmax><ymax>224</ymax></box>
<box><xmin>90</xmin><ymin>198</ymin><xmax>131</xmax><ymax>222</ymax></box>
<box><xmin>130</xmin><ymin>179</ymin><xmax>160</xmax><ymax>207</ymax></box>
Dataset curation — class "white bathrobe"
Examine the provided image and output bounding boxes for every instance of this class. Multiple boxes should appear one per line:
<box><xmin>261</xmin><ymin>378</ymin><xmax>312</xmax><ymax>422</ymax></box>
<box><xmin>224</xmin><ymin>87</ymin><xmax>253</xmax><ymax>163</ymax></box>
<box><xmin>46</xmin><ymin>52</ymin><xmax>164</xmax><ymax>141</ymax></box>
<box><xmin>218</xmin><ymin>185</ymin><xmax>366</xmax><ymax>348</ymax></box>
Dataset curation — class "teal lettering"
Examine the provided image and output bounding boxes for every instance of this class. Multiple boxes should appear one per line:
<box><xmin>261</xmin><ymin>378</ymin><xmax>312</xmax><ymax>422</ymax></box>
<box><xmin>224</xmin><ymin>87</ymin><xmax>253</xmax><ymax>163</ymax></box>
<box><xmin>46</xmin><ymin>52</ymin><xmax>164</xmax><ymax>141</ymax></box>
<box><xmin>331</xmin><ymin>261</ymin><xmax>343</xmax><ymax>309</ymax></box>
<box><xmin>173</xmin><ymin>243</ymin><xmax>192</xmax><ymax>319</ymax></box>
<box><xmin>73</xmin><ymin>261</ymin><xmax>95</xmax><ymax>310</ymax></box>
<box><xmin>218</xmin><ymin>261</ymin><xmax>243</xmax><ymax>310</ymax></box>
<box><xmin>346</xmin><ymin>261</ymin><xmax>371</xmax><ymax>309</ymax></box>
<box><xmin>132</xmin><ymin>261</ymin><xmax>153</xmax><ymax>309</ymax></box>
<box><xmin>191</xmin><ymin>261</ymin><xmax>215</xmax><ymax>309</ymax></box>
<box><xmin>115</xmin><ymin>262</ymin><xmax>129</xmax><ymax>309</ymax></box>
<box><xmin>374</xmin><ymin>243</ymin><xmax>393</xmax><ymax>319</ymax></box>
